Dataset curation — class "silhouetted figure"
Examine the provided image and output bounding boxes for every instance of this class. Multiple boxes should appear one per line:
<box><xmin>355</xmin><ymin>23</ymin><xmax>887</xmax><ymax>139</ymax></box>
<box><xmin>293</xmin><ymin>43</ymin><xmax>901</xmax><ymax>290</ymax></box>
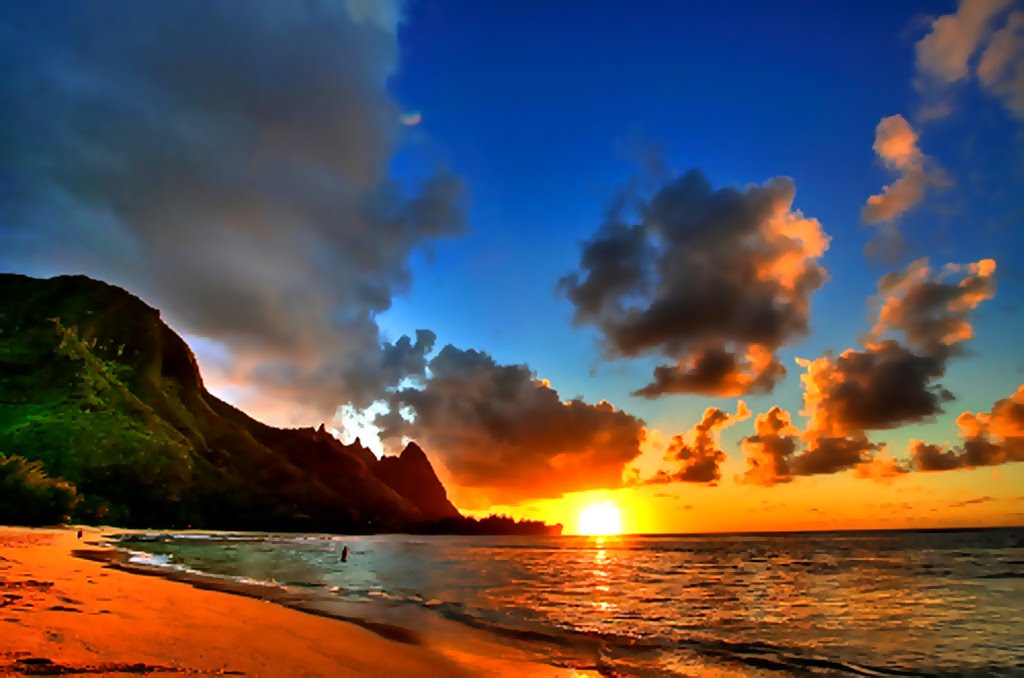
<box><xmin>341</xmin><ymin>545</ymin><xmax>350</xmax><ymax>562</ymax></box>
<box><xmin>76</xmin><ymin>528</ymin><xmax>83</xmax><ymax>539</ymax></box>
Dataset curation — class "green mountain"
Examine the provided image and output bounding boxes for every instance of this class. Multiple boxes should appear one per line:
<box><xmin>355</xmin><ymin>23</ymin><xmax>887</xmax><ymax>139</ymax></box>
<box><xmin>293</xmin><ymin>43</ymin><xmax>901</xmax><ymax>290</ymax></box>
<box><xmin>0</xmin><ymin>273</ymin><xmax>461</xmax><ymax>530</ymax></box>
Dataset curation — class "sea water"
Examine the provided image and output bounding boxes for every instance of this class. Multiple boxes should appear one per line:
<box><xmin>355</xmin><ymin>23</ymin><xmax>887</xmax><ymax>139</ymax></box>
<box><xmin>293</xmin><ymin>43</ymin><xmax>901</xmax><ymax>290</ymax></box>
<box><xmin>115</xmin><ymin>528</ymin><xmax>1024</xmax><ymax>676</ymax></box>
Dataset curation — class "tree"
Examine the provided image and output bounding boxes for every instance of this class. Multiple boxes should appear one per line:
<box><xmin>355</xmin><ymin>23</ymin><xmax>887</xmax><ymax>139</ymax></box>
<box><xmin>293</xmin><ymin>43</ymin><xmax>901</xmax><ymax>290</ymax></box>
<box><xmin>0</xmin><ymin>453</ymin><xmax>80</xmax><ymax>526</ymax></box>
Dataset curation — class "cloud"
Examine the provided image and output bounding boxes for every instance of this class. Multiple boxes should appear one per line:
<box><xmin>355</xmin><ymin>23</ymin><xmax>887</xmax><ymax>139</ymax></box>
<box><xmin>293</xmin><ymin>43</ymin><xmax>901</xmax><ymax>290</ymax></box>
<box><xmin>0</xmin><ymin>1</ymin><xmax>463</xmax><ymax>422</ymax></box>
<box><xmin>977</xmin><ymin>10</ymin><xmax>1024</xmax><ymax>118</ymax></box>
<box><xmin>742</xmin><ymin>258</ymin><xmax>996</xmax><ymax>485</ymax></box>
<box><xmin>797</xmin><ymin>258</ymin><xmax>995</xmax><ymax>466</ymax></box>
<box><xmin>914</xmin><ymin>0</ymin><xmax>1023</xmax><ymax>119</ymax></box>
<box><xmin>862</xmin><ymin>115</ymin><xmax>946</xmax><ymax>257</ymax></box>
<box><xmin>638</xmin><ymin>401</ymin><xmax>750</xmax><ymax>485</ymax></box>
<box><xmin>949</xmin><ymin>495</ymin><xmax>995</xmax><ymax>508</ymax></box>
<box><xmin>916</xmin><ymin>0</ymin><xmax>1012</xmax><ymax>84</ymax></box>
<box><xmin>862</xmin><ymin>115</ymin><xmax>940</xmax><ymax>223</ymax></box>
<box><xmin>912</xmin><ymin>384</ymin><xmax>1024</xmax><ymax>471</ymax></box>
<box><xmin>741</xmin><ymin>404</ymin><xmax>881</xmax><ymax>486</ymax></box>
<box><xmin>376</xmin><ymin>345</ymin><xmax>646</xmax><ymax>504</ymax></box>
<box><xmin>562</xmin><ymin>169</ymin><xmax>829</xmax><ymax>397</ymax></box>
<box><xmin>741</xmin><ymin>406</ymin><xmax>800</xmax><ymax>486</ymax></box>
<box><xmin>854</xmin><ymin>451</ymin><xmax>911</xmax><ymax>482</ymax></box>
<box><xmin>798</xmin><ymin>343</ymin><xmax>951</xmax><ymax>436</ymax></box>
<box><xmin>807</xmin><ymin>258</ymin><xmax>994</xmax><ymax>431</ymax></box>
<box><xmin>792</xmin><ymin>434</ymin><xmax>880</xmax><ymax>477</ymax></box>
<box><xmin>869</xmin><ymin>258</ymin><xmax>997</xmax><ymax>358</ymax></box>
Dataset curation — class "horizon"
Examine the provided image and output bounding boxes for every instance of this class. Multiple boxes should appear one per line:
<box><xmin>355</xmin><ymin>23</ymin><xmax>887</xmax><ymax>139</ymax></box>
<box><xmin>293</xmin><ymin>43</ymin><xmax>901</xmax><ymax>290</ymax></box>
<box><xmin>2</xmin><ymin>0</ymin><xmax>1024</xmax><ymax>535</ymax></box>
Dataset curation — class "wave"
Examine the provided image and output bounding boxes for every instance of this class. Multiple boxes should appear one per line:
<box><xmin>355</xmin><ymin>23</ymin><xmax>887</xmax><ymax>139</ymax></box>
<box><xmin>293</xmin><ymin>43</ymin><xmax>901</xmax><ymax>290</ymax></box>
<box><xmin>978</xmin><ymin>571</ymin><xmax>1024</xmax><ymax>579</ymax></box>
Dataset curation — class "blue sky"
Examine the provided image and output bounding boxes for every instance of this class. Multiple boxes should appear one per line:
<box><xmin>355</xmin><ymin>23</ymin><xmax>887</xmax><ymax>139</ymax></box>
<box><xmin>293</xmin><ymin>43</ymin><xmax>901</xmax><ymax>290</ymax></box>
<box><xmin>381</xmin><ymin>0</ymin><xmax>1024</xmax><ymax>452</ymax></box>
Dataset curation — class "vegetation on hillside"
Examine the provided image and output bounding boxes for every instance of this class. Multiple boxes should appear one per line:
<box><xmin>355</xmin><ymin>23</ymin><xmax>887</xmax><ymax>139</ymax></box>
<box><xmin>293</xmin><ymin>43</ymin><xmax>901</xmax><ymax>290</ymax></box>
<box><xmin>0</xmin><ymin>453</ymin><xmax>79</xmax><ymax>525</ymax></box>
<box><xmin>0</xmin><ymin>274</ymin><xmax>417</xmax><ymax>529</ymax></box>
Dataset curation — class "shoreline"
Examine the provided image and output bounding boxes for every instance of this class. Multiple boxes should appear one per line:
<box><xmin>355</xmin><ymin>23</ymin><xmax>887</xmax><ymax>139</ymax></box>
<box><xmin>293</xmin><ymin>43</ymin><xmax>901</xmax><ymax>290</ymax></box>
<box><xmin>71</xmin><ymin>544</ymin><xmax>425</xmax><ymax>647</ymax></box>
<box><xmin>0</xmin><ymin>526</ymin><xmax>599</xmax><ymax>676</ymax></box>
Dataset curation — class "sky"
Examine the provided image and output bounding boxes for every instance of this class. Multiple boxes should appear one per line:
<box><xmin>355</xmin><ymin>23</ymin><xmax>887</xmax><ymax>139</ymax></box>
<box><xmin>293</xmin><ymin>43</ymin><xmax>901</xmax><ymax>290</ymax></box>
<box><xmin>2</xmin><ymin>0</ymin><xmax>1023</xmax><ymax>533</ymax></box>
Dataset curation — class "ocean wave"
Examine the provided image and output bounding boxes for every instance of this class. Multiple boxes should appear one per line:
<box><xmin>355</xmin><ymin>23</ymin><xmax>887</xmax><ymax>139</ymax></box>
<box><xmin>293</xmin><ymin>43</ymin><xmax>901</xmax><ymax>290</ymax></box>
<box><xmin>125</xmin><ymin>550</ymin><xmax>174</xmax><ymax>567</ymax></box>
<box><xmin>977</xmin><ymin>571</ymin><xmax>1024</xmax><ymax>579</ymax></box>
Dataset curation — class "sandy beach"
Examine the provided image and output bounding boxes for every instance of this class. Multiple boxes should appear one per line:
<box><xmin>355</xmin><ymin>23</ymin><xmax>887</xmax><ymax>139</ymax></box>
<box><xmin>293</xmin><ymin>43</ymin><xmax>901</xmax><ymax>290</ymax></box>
<box><xmin>0</xmin><ymin>527</ymin><xmax>594</xmax><ymax>677</ymax></box>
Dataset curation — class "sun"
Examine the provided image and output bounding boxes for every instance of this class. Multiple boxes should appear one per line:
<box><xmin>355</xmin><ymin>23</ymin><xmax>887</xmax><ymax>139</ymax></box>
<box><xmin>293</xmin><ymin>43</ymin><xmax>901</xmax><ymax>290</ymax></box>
<box><xmin>577</xmin><ymin>501</ymin><xmax>623</xmax><ymax>536</ymax></box>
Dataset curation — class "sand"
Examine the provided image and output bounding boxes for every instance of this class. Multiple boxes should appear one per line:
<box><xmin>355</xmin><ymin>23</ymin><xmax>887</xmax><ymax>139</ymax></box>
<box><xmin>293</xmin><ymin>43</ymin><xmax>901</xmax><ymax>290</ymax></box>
<box><xmin>0</xmin><ymin>527</ymin><xmax>596</xmax><ymax>677</ymax></box>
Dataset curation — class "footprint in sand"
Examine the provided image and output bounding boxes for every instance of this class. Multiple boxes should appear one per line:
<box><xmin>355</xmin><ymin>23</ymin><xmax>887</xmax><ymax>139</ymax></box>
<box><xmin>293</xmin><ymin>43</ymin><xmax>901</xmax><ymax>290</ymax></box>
<box><xmin>0</xmin><ymin>594</ymin><xmax>22</xmax><ymax>608</ymax></box>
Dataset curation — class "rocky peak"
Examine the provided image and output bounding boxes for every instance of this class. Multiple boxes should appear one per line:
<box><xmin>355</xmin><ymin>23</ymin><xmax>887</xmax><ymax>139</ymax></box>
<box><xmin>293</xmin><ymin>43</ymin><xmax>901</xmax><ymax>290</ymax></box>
<box><xmin>373</xmin><ymin>442</ymin><xmax>460</xmax><ymax>520</ymax></box>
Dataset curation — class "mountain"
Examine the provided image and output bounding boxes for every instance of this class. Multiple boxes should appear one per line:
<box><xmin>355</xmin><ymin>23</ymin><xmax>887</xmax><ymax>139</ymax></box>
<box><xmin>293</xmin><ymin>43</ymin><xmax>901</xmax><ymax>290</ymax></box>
<box><xmin>0</xmin><ymin>273</ymin><xmax>459</xmax><ymax>531</ymax></box>
<box><xmin>375</xmin><ymin>442</ymin><xmax>461</xmax><ymax>519</ymax></box>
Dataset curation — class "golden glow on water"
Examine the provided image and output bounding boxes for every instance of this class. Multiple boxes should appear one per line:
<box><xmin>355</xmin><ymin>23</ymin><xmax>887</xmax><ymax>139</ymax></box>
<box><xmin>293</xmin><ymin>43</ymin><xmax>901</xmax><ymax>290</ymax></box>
<box><xmin>577</xmin><ymin>501</ymin><xmax>623</xmax><ymax>535</ymax></box>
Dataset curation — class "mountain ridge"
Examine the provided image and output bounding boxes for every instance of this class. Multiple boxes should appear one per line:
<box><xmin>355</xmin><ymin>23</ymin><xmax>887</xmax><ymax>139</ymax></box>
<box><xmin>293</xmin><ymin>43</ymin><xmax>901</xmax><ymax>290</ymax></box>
<box><xmin>0</xmin><ymin>273</ymin><xmax>460</xmax><ymax>531</ymax></box>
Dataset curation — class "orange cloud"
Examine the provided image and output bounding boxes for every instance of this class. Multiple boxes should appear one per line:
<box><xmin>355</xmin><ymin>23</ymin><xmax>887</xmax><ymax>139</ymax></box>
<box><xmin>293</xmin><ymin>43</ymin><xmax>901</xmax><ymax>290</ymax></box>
<box><xmin>741</xmin><ymin>258</ymin><xmax>997</xmax><ymax>486</ymax></box>
<box><xmin>862</xmin><ymin>116</ymin><xmax>945</xmax><ymax>240</ymax></box>
<box><xmin>639</xmin><ymin>402</ymin><xmax>750</xmax><ymax>485</ymax></box>
<box><xmin>915</xmin><ymin>0</ymin><xmax>1022</xmax><ymax>119</ymax></box>
<box><xmin>912</xmin><ymin>385</ymin><xmax>1024</xmax><ymax>471</ymax></box>
<box><xmin>741</xmin><ymin>406</ymin><xmax>800</xmax><ymax>486</ymax></box>
<box><xmin>977</xmin><ymin>10</ymin><xmax>1024</xmax><ymax>117</ymax></box>
<box><xmin>854</xmin><ymin>451</ymin><xmax>910</xmax><ymax>483</ymax></box>
<box><xmin>916</xmin><ymin>0</ymin><xmax>1012</xmax><ymax>84</ymax></box>
<box><xmin>870</xmin><ymin>258</ymin><xmax>997</xmax><ymax>355</ymax></box>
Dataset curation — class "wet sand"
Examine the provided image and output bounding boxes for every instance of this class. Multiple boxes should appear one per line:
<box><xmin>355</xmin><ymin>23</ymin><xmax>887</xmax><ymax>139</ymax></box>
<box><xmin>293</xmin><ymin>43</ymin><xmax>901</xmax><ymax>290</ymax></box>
<box><xmin>0</xmin><ymin>527</ymin><xmax>596</xmax><ymax>676</ymax></box>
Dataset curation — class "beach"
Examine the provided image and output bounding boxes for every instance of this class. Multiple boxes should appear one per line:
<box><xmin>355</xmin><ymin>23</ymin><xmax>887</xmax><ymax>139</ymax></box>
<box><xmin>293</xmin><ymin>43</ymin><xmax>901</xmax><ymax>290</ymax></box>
<box><xmin>0</xmin><ymin>527</ymin><xmax>593</xmax><ymax>677</ymax></box>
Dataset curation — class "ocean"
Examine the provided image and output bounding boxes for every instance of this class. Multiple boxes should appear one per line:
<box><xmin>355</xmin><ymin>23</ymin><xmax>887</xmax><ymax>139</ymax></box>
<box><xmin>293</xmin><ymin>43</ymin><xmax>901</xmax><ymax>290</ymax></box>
<box><xmin>112</xmin><ymin>528</ymin><xmax>1024</xmax><ymax>676</ymax></box>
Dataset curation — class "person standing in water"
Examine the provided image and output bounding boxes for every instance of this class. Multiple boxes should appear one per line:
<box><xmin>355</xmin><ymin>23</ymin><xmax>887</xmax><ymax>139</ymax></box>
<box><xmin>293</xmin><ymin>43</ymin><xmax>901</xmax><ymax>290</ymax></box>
<box><xmin>341</xmin><ymin>545</ymin><xmax>349</xmax><ymax>562</ymax></box>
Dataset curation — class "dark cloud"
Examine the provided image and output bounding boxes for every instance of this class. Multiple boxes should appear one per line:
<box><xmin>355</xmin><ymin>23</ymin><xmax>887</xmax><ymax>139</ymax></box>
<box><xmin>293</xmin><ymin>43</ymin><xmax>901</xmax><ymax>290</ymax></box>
<box><xmin>741</xmin><ymin>406</ymin><xmax>799</xmax><ymax>486</ymax></box>
<box><xmin>798</xmin><ymin>342</ymin><xmax>951</xmax><ymax>434</ymax></box>
<box><xmin>912</xmin><ymin>385</ymin><xmax>1024</xmax><ymax>471</ymax></box>
<box><xmin>741</xmin><ymin>258</ymin><xmax>996</xmax><ymax>485</ymax></box>
<box><xmin>741</xmin><ymin>408</ymin><xmax>881</xmax><ymax>486</ymax></box>
<box><xmin>869</xmin><ymin>259</ymin><xmax>997</xmax><ymax>360</ymax></box>
<box><xmin>791</xmin><ymin>258</ymin><xmax>996</xmax><ymax>476</ymax></box>
<box><xmin>376</xmin><ymin>345</ymin><xmax>646</xmax><ymax>504</ymax></box>
<box><xmin>634</xmin><ymin>345</ymin><xmax>785</xmax><ymax>398</ymax></box>
<box><xmin>0</xmin><ymin>1</ymin><xmax>463</xmax><ymax>421</ymax></box>
<box><xmin>562</xmin><ymin>169</ymin><xmax>829</xmax><ymax>397</ymax></box>
<box><xmin>792</xmin><ymin>435</ymin><xmax>880</xmax><ymax>476</ymax></box>
<box><xmin>638</xmin><ymin>402</ymin><xmax>749</xmax><ymax>485</ymax></box>
<box><xmin>949</xmin><ymin>496</ymin><xmax>996</xmax><ymax>508</ymax></box>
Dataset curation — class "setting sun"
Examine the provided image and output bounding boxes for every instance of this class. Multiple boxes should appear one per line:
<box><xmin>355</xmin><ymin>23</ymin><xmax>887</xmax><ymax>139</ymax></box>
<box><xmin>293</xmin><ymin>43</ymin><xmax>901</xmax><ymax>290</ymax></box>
<box><xmin>577</xmin><ymin>501</ymin><xmax>623</xmax><ymax>535</ymax></box>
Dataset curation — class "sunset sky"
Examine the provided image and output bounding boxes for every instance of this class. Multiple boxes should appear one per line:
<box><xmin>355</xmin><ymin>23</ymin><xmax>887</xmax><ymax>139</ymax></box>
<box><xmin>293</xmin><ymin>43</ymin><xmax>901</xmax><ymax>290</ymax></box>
<box><xmin>2</xmin><ymin>1</ymin><xmax>1023</xmax><ymax>533</ymax></box>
